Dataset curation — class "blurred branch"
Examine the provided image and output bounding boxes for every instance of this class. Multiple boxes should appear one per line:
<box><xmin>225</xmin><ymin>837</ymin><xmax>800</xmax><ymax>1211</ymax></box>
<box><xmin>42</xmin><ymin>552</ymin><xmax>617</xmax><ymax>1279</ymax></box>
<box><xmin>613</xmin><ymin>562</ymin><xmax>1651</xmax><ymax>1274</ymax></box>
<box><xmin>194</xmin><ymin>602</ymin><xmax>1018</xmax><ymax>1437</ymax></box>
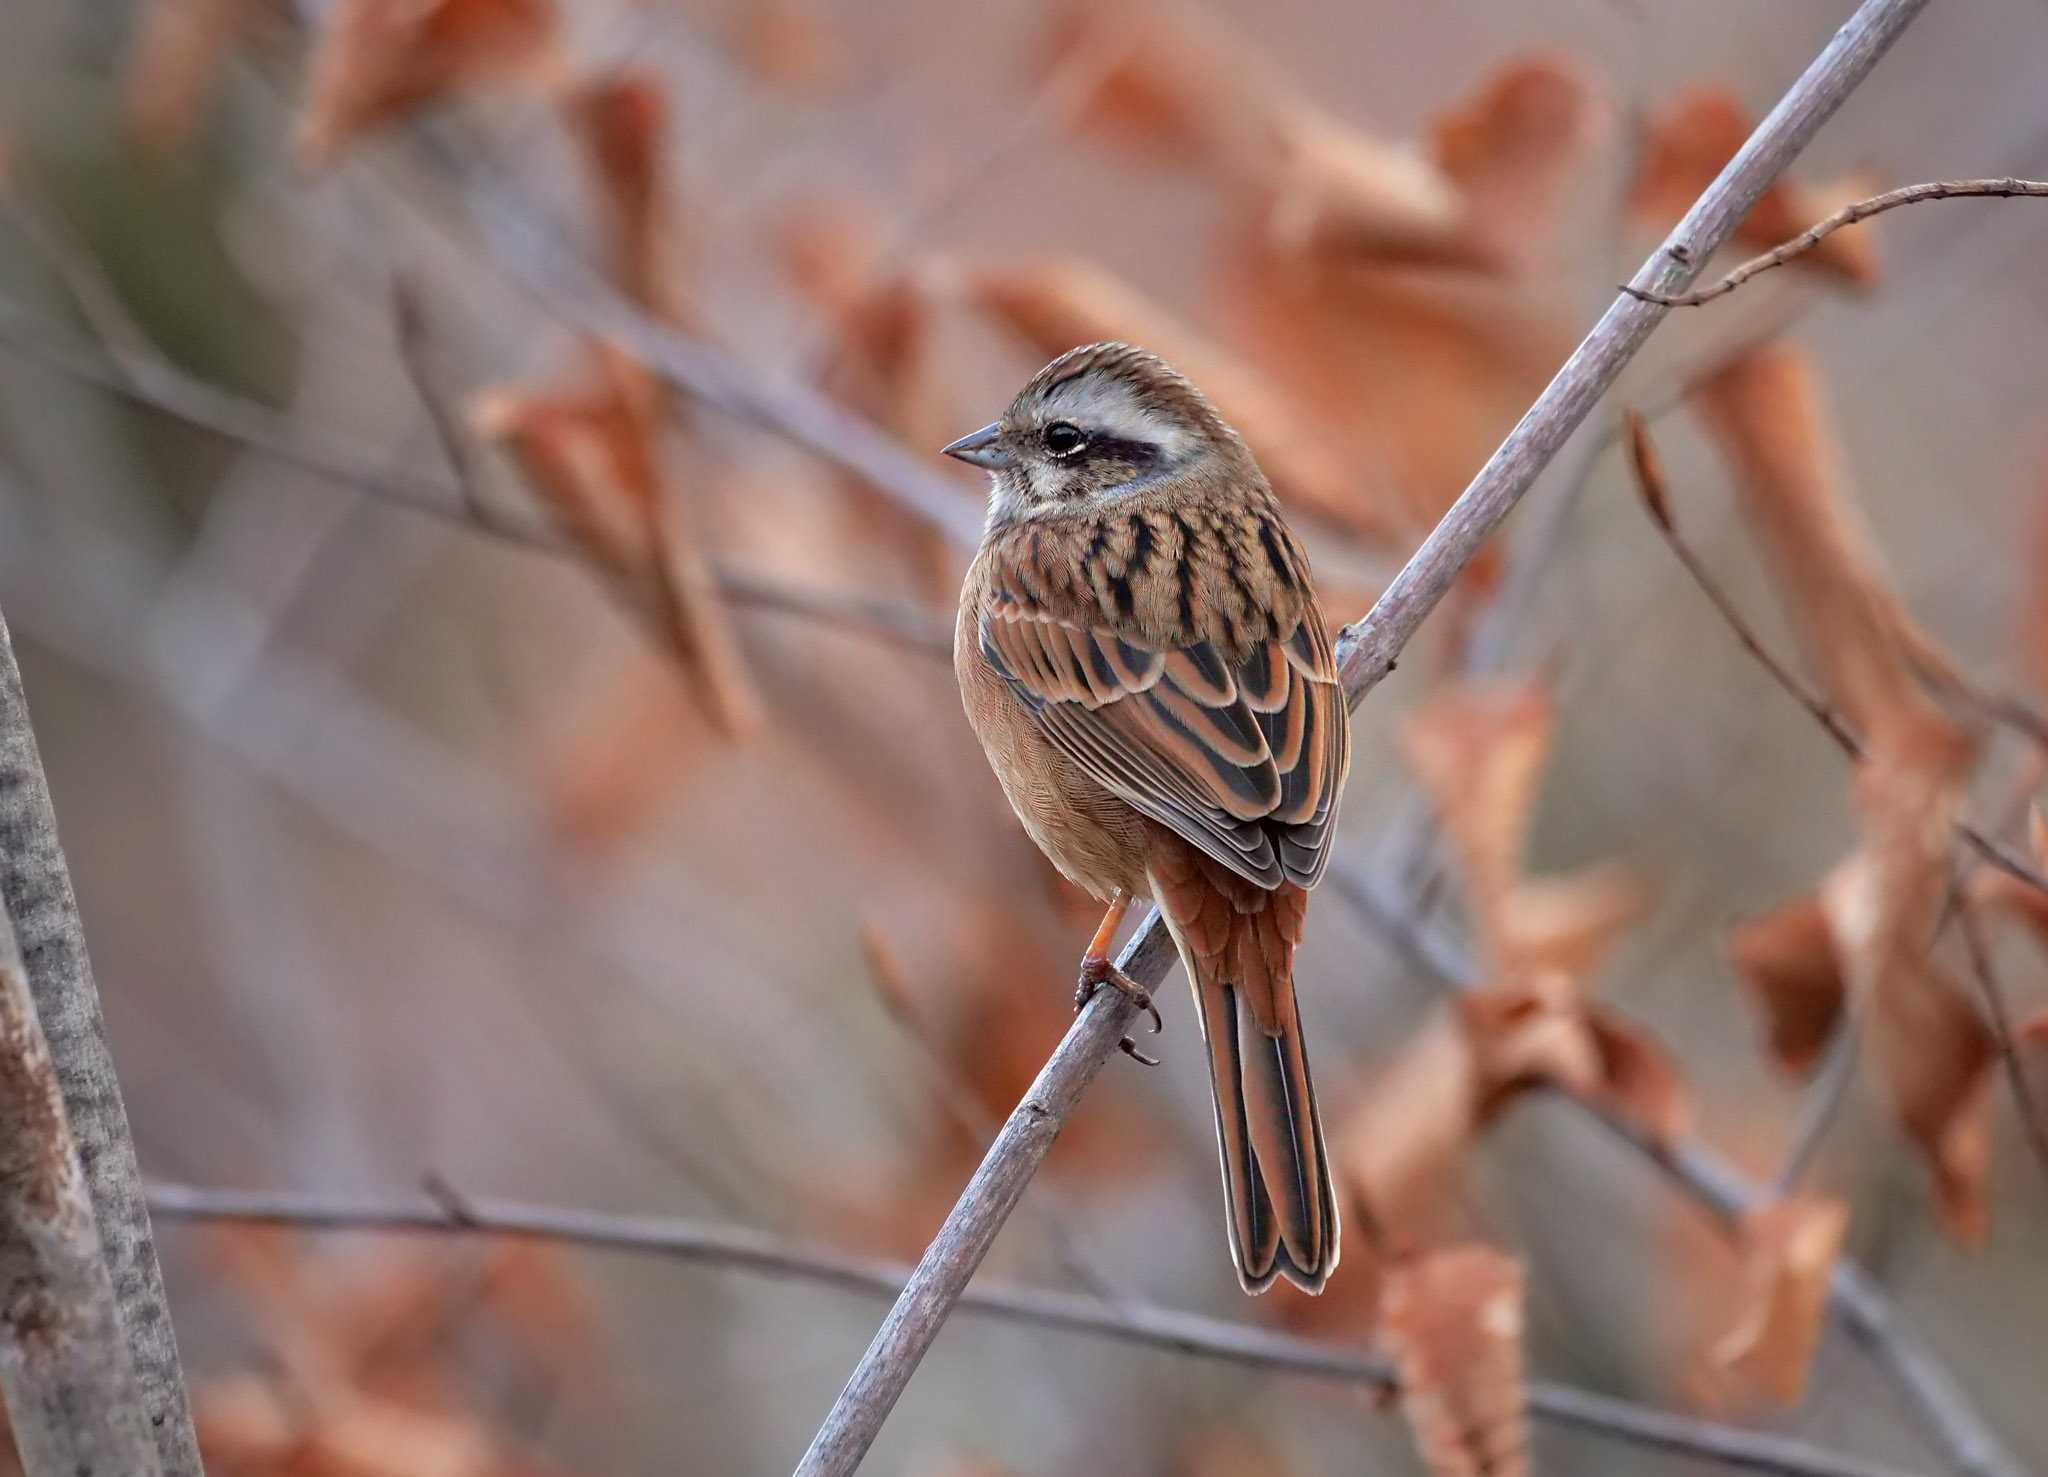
<box><xmin>1626</xmin><ymin>178</ymin><xmax>2048</xmax><ymax>307</ymax></box>
<box><xmin>0</xmin><ymin>900</ymin><xmax>165</xmax><ymax>1477</ymax></box>
<box><xmin>1623</xmin><ymin>413</ymin><xmax>2048</xmax><ymax>897</ymax></box>
<box><xmin>0</xmin><ymin>610</ymin><xmax>203</xmax><ymax>1475</ymax></box>
<box><xmin>142</xmin><ymin>1179</ymin><xmax>1927</xmax><ymax>1477</ymax></box>
<box><xmin>1333</xmin><ymin>862</ymin><xmax>2026</xmax><ymax>1477</ymax></box>
<box><xmin>0</xmin><ymin>310</ymin><xmax>951</xmax><ymax>658</ymax></box>
<box><xmin>793</xmin><ymin>4</ymin><xmax>1936</xmax><ymax>1472</ymax></box>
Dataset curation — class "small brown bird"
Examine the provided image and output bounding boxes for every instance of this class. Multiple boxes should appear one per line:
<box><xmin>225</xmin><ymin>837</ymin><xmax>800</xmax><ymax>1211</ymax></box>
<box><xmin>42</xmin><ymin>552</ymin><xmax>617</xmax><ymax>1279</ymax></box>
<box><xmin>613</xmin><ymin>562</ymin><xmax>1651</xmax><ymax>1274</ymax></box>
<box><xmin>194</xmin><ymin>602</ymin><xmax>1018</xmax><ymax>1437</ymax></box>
<box><xmin>946</xmin><ymin>342</ymin><xmax>1350</xmax><ymax>1294</ymax></box>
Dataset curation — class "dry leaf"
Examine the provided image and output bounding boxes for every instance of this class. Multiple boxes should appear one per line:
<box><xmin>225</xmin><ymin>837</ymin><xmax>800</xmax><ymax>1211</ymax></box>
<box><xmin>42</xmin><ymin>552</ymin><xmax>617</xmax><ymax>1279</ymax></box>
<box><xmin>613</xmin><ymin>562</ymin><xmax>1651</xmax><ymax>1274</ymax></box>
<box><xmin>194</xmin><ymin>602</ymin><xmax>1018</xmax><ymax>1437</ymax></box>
<box><xmin>1729</xmin><ymin>893</ymin><xmax>1845</xmax><ymax>1077</ymax></box>
<box><xmin>1493</xmin><ymin>865</ymin><xmax>1643</xmax><ymax>983</ymax></box>
<box><xmin>1587</xmin><ymin>1007</ymin><xmax>1695</xmax><ymax>1143</ymax></box>
<box><xmin>1709</xmin><ymin>1196</ymin><xmax>1850</xmax><ymax>1406</ymax></box>
<box><xmin>1826</xmin><ymin>720</ymin><xmax>1994</xmax><ymax>1243</ymax></box>
<box><xmin>1695</xmin><ymin>342</ymin><xmax>1952</xmax><ymax>746</ymax></box>
<box><xmin>1381</xmin><ymin>1245</ymin><xmax>1529</xmax><ymax>1477</ymax></box>
<box><xmin>1427</xmin><ymin>54</ymin><xmax>1606</xmax><ymax>274</ymax></box>
<box><xmin>298</xmin><ymin>0</ymin><xmax>561</xmax><ymax>169</ymax></box>
<box><xmin>567</xmin><ymin>73</ymin><xmax>683</xmax><ymax>321</ymax></box>
<box><xmin>1260</xmin><ymin>107</ymin><xmax>1473</xmax><ymax>269</ymax></box>
<box><xmin>476</xmin><ymin>346</ymin><xmax>760</xmax><ymax>739</ymax></box>
<box><xmin>123</xmin><ymin>0</ymin><xmax>252</xmax><ymax>154</ymax></box>
<box><xmin>1041</xmin><ymin>0</ymin><xmax>1276</xmax><ymax>163</ymax></box>
<box><xmin>964</xmin><ymin>259</ymin><xmax>1390</xmax><ymax>543</ymax></box>
<box><xmin>735</xmin><ymin>0</ymin><xmax>843</xmax><ymax>92</ymax></box>
<box><xmin>1401</xmin><ymin>683</ymin><xmax>1555</xmax><ymax>961</ymax></box>
<box><xmin>1632</xmin><ymin>88</ymin><xmax>1880</xmax><ymax>290</ymax></box>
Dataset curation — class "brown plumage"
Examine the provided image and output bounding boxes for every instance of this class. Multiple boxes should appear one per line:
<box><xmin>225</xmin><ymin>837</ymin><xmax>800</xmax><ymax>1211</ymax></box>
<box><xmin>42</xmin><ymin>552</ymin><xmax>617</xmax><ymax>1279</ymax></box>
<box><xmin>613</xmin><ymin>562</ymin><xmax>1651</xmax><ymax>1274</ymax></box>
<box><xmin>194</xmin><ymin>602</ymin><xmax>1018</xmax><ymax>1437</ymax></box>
<box><xmin>947</xmin><ymin>342</ymin><xmax>1350</xmax><ymax>1294</ymax></box>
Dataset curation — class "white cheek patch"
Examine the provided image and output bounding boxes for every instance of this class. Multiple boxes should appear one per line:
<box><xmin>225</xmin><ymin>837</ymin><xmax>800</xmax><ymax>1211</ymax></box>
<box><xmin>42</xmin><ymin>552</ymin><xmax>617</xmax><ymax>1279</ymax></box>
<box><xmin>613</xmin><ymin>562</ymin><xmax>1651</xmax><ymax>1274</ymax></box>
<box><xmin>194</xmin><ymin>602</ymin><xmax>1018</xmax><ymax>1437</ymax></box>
<box><xmin>1040</xmin><ymin>377</ymin><xmax>1194</xmax><ymax>463</ymax></box>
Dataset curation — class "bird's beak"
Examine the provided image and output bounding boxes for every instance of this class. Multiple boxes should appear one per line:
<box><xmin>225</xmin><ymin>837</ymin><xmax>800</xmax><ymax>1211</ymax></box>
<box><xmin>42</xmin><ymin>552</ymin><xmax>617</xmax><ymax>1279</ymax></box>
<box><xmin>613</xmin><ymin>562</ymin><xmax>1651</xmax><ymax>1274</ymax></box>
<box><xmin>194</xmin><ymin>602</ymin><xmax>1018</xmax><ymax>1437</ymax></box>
<box><xmin>940</xmin><ymin>422</ymin><xmax>1014</xmax><ymax>470</ymax></box>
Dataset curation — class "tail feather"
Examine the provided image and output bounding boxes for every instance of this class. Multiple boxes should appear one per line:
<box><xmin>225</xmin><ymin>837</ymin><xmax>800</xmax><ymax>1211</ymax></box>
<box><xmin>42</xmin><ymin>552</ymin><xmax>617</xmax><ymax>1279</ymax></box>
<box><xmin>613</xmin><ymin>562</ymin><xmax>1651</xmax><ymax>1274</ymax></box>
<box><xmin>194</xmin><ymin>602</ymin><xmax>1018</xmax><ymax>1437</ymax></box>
<box><xmin>1160</xmin><ymin>865</ymin><xmax>1339</xmax><ymax>1295</ymax></box>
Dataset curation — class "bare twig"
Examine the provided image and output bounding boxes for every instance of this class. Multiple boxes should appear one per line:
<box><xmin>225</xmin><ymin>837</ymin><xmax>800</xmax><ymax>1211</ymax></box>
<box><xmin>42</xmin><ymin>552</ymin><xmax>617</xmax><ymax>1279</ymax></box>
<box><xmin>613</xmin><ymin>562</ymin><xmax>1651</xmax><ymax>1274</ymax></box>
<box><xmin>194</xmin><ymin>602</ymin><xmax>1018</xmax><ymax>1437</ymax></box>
<box><xmin>1332</xmin><ymin>862</ymin><xmax>2026</xmax><ymax>1477</ymax></box>
<box><xmin>0</xmin><ymin>901</ymin><xmax>165</xmax><ymax>1477</ymax></box>
<box><xmin>1625</xmin><ymin>178</ymin><xmax>2048</xmax><ymax>307</ymax></box>
<box><xmin>0</xmin><ymin>610</ymin><xmax>203</xmax><ymax>1474</ymax></box>
<box><xmin>792</xmin><ymin>5</ymin><xmax>1935</xmax><ymax>1471</ymax></box>
<box><xmin>389</xmin><ymin>276</ymin><xmax>515</xmax><ymax>534</ymax></box>
<box><xmin>140</xmin><ymin>1180</ymin><xmax>1927</xmax><ymax>1477</ymax></box>
<box><xmin>1774</xmin><ymin>1029</ymin><xmax>1862</xmax><ymax>1194</ymax></box>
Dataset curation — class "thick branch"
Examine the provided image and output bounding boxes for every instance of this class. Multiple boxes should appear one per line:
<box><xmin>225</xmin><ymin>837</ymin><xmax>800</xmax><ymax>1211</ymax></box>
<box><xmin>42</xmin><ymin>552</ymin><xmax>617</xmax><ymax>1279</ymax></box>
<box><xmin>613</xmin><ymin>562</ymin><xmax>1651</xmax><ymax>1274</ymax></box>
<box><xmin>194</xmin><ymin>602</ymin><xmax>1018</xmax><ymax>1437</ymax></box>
<box><xmin>0</xmin><ymin>902</ymin><xmax>164</xmax><ymax>1476</ymax></box>
<box><xmin>1625</xmin><ymin>178</ymin><xmax>2048</xmax><ymax>306</ymax></box>
<box><xmin>141</xmin><ymin>1180</ymin><xmax>1925</xmax><ymax>1477</ymax></box>
<box><xmin>792</xmin><ymin>3</ymin><xmax>1934</xmax><ymax>1472</ymax></box>
<box><xmin>0</xmin><ymin>610</ymin><xmax>202</xmax><ymax>1474</ymax></box>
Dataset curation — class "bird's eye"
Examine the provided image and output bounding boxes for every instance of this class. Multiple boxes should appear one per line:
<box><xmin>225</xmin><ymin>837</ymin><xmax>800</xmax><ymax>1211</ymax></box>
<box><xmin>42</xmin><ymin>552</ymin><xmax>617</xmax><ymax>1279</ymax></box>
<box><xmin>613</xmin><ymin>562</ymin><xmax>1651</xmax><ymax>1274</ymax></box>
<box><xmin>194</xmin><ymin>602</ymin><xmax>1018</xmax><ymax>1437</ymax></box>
<box><xmin>1042</xmin><ymin>421</ymin><xmax>1087</xmax><ymax>458</ymax></box>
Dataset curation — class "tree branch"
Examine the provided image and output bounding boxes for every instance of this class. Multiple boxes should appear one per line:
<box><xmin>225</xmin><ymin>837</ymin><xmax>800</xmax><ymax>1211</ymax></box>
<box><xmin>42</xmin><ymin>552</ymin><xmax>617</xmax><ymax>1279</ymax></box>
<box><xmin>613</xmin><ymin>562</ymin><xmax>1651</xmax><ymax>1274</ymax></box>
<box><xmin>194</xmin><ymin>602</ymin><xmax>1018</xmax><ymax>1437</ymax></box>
<box><xmin>140</xmin><ymin>1180</ymin><xmax>1928</xmax><ymax>1477</ymax></box>
<box><xmin>0</xmin><ymin>899</ymin><xmax>165</xmax><ymax>1476</ymax></box>
<box><xmin>1624</xmin><ymin>178</ymin><xmax>2048</xmax><ymax>306</ymax></box>
<box><xmin>0</xmin><ymin>610</ymin><xmax>203</xmax><ymax>1475</ymax></box>
<box><xmin>0</xmin><ymin>311</ymin><xmax>951</xmax><ymax>659</ymax></box>
<box><xmin>791</xmin><ymin>3</ymin><xmax>1936</xmax><ymax>1472</ymax></box>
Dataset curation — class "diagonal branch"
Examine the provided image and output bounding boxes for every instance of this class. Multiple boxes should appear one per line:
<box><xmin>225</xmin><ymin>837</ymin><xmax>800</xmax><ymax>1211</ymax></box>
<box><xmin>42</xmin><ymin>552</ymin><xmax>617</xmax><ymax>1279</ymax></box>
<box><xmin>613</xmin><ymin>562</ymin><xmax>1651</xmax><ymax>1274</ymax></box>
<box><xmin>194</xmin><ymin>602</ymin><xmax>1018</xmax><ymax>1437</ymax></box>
<box><xmin>791</xmin><ymin>4</ymin><xmax>1936</xmax><ymax>1472</ymax></box>
<box><xmin>1625</xmin><ymin>178</ymin><xmax>2048</xmax><ymax>307</ymax></box>
<box><xmin>140</xmin><ymin>1179</ymin><xmax>1928</xmax><ymax>1477</ymax></box>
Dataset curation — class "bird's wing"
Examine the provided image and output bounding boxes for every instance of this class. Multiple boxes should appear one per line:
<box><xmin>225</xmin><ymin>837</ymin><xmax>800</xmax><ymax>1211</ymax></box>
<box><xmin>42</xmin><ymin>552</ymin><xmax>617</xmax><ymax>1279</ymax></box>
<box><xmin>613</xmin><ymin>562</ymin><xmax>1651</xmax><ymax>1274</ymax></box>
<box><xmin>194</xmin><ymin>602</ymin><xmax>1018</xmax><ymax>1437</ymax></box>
<box><xmin>979</xmin><ymin>581</ymin><xmax>1346</xmax><ymax>891</ymax></box>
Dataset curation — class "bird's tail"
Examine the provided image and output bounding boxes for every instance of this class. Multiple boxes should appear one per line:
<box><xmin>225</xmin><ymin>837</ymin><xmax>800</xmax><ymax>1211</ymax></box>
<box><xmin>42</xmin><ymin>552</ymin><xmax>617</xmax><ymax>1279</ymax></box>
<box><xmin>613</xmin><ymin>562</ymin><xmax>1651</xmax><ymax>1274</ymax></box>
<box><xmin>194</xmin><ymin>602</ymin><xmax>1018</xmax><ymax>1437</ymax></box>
<box><xmin>1151</xmin><ymin>861</ymin><xmax>1339</xmax><ymax>1295</ymax></box>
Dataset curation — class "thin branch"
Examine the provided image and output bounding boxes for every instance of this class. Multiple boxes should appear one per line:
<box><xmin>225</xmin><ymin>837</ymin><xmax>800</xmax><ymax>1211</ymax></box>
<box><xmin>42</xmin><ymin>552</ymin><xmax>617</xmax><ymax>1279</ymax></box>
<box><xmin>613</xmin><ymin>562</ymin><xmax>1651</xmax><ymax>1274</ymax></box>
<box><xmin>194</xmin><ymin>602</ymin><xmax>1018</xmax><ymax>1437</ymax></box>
<box><xmin>1954</xmin><ymin>874</ymin><xmax>2048</xmax><ymax>1192</ymax></box>
<box><xmin>389</xmin><ymin>275</ymin><xmax>514</xmax><ymax>534</ymax></box>
<box><xmin>792</xmin><ymin>5</ymin><xmax>1936</xmax><ymax>1472</ymax></box>
<box><xmin>0</xmin><ymin>900</ymin><xmax>165</xmax><ymax>1477</ymax></box>
<box><xmin>140</xmin><ymin>1180</ymin><xmax>1928</xmax><ymax>1477</ymax></box>
<box><xmin>1625</xmin><ymin>178</ymin><xmax>2048</xmax><ymax>306</ymax></box>
<box><xmin>0</xmin><ymin>610</ymin><xmax>203</xmax><ymax>1474</ymax></box>
<box><xmin>1775</xmin><ymin>1029</ymin><xmax>1862</xmax><ymax>1195</ymax></box>
<box><xmin>0</xmin><ymin>310</ymin><xmax>952</xmax><ymax>659</ymax></box>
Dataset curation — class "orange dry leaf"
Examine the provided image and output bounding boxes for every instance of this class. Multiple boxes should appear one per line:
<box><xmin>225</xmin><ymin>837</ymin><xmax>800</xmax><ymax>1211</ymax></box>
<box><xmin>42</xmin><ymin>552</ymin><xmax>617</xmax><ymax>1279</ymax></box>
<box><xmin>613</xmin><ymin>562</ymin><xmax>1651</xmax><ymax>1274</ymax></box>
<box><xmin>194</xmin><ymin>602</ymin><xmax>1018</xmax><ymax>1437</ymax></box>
<box><xmin>298</xmin><ymin>0</ymin><xmax>561</xmax><ymax>169</ymax></box>
<box><xmin>566</xmin><ymin>73</ymin><xmax>684</xmax><ymax>322</ymax></box>
<box><xmin>964</xmin><ymin>259</ymin><xmax>1391</xmax><ymax>543</ymax></box>
<box><xmin>1259</xmin><ymin>107</ymin><xmax>1473</xmax><ymax>270</ymax></box>
<box><xmin>1708</xmin><ymin>1196</ymin><xmax>1850</xmax><ymax>1406</ymax></box>
<box><xmin>1694</xmin><ymin>343</ymin><xmax>1941</xmax><ymax>741</ymax></box>
<box><xmin>1631</xmin><ymin>88</ymin><xmax>1880</xmax><ymax>291</ymax></box>
<box><xmin>123</xmin><ymin>0</ymin><xmax>252</xmax><ymax>154</ymax></box>
<box><xmin>1729</xmin><ymin>894</ymin><xmax>1845</xmax><ymax>1076</ymax></box>
<box><xmin>475</xmin><ymin>346</ymin><xmax>760</xmax><ymax>740</ymax></box>
<box><xmin>1381</xmin><ymin>1245</ymin><xmax>1529</xmax><ymax>1477</ymax></box>
<box><xmin>735</xmin><ymin>0</ymin><xmax>842</xmax><ymax>92</ymax></box>
<box><xmin>1401</xmin><ymin>684</ymin><xmax>1554</xmax><ymax>956</ymax></box>
<box><xmin>1427</xmin><ymin>53</ymin><xmax>1607</xmax><ymax>274</ymax></box>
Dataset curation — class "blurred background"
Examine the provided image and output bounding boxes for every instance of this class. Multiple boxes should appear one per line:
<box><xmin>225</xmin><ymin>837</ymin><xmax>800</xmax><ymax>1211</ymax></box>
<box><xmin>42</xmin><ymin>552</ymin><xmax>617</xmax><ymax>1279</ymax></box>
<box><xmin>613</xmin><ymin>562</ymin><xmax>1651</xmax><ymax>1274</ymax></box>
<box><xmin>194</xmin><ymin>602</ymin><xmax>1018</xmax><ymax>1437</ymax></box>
<box><xmin>1</xmin><ymin>0</ymin><xmax>2046</xmax><ymax>1472</ymax></box>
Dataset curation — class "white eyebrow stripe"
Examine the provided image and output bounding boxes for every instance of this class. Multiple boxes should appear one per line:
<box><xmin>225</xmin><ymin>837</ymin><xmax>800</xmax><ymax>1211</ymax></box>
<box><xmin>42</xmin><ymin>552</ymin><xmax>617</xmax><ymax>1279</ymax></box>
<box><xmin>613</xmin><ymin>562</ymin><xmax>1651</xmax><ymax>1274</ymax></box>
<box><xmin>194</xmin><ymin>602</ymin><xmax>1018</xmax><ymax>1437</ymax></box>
<box><xmin>1041</xmin><ymin>376</ymin><xmax>1194</xmax><ymax>459</ymax></box>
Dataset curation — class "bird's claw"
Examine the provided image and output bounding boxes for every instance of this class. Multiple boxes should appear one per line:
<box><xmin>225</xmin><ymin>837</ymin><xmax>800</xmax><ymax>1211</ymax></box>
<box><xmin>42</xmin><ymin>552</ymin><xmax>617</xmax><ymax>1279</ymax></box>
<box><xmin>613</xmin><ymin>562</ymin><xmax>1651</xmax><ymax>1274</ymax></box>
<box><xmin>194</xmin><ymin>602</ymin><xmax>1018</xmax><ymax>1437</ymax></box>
<box><xmin>1076</xmin><ymin>957</ymin><xmax>1162</xmax><ymax>1065</ymax></box>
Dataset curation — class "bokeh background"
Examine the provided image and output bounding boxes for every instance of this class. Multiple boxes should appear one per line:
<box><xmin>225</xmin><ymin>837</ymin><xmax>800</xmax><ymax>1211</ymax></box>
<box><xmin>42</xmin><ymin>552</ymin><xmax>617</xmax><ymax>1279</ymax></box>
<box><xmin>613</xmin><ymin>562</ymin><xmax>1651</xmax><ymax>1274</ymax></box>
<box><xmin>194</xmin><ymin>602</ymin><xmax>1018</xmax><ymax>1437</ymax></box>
<box><xmin>1</xmin><ymin>0</ymin><xmax>2046</xmax><ymax>1473</ymax></box>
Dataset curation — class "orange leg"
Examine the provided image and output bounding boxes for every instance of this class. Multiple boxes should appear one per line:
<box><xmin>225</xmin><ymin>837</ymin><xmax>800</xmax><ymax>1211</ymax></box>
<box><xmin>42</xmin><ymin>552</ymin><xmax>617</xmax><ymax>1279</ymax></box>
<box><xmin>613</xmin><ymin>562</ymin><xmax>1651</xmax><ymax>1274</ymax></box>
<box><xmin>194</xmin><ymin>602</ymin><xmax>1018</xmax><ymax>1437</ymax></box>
<box><xmin>1074</xmin><ymin>891</ymin><xmax>1162</xmax><ymax>1063</ymax></box>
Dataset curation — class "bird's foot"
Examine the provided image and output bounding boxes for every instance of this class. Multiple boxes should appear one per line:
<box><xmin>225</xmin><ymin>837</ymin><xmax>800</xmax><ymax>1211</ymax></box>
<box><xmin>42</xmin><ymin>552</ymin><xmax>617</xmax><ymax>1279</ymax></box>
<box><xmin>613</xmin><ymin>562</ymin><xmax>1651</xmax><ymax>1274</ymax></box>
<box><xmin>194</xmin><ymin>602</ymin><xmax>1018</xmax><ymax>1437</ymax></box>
<box><xmin>1076</xmin><ymin>957</ymin><xmax>1162</xmax><ymax>1065</ymax></box>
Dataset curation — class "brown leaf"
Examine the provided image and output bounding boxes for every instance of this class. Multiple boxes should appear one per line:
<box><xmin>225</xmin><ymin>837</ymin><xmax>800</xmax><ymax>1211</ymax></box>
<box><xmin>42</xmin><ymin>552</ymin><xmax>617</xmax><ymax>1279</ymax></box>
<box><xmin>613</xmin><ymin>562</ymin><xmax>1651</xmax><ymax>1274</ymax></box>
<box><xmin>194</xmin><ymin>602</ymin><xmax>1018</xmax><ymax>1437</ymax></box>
<box><xmin>1427</xmin><ymin>54</ymin><xmax>1608</xmax><ymax>274</ymax></box>
<box><xmin>476</xmin><ymin>347</ymin><xmax>760</xmax><ymax>739</ymax></box>
<box><xmin>1729</xmin><ymin>893</ymin><xmax>1846</xmax><ymax>1077</ymax></box>
<box><xmin>1695</xmin><ymin>342</ymin><xmax>1947</xmax><ymax>744</ymax></box>
<box><xmin>1401</xmin><ymin>682</ymin><xmax>1554</xmax><ymax>965</ymax></box>
<box><xmin>1626</xmin><ymin>411</ymin><xmax>1674</xmax><ymax>532</ymax></box>
<box><xmin>735</xmin><ymin>0</ymin><xmax>843</xmax><ymax>92</ymax></box>
<box><xmin>123</xmin><ymin>0</ymin><xmax>253</xmax><ymax>154</ymax></box>
<box><xmin>297</xmin><ymin>0</ymin><xmax>561</xmax><ymax>169</ymax></box>
<box><xmin>1709</xmin><ymin>1196</ymin><xmax>1850</xmax><ymax>1406</ymax></box>
<box><xmin>1494</xmin><ymin>865</ymin><xmax>1644</xmax><ymax>984</ymax></box>
<box><xmin>1259</xmin><ymin>107</ymin><xmax>1473</xmax><ymax>270</ymax></box>
<box><xmin>1381</xmin><ymin>1245</ymin><xmax>1529</xmax><ymax>1477</ymax></box>
<box><xmin>1040</xmin><ymin>0</ymin><xmax>1275</xmax><ymax>163</ymax></box>
<box><xmin>1332</xmin><ymin>1004</ymin><xmax>1485</xmax><ymax>1251</ymax></box>
<box><xmin>1631</xmin><ymin>88</ymin><xmax>1880</xmax><ymax>290</ymax></box>
<box><xmin>566</xmin><ymin>73</ymin><xmax>684</xmax><ymax>322</ymax></box>
<box><xmin>965</xmin><ymin>259</ymin><xmax>1391</xmax><ymax>542</ymax></box>
<box><xmin>1826</xmin><ymin>720</ymin><xmax>1994</xmax><ymax>1243</ymax></box>
<box><xmin>1587</xmin><ymin>1007</ymin><xmax>1695</xmax><ymax>1143</ymax></box>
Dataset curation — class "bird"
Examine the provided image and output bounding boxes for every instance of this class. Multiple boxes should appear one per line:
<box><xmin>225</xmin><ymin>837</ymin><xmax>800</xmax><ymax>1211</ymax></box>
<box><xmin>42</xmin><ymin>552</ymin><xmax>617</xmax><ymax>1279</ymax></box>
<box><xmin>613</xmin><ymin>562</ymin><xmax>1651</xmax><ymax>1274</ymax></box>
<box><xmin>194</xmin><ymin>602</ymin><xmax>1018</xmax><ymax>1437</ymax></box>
<box><xmin>945</xmin><ymin>341</ymin><xmax>1350</xmax><ymax>1295</ymax></box>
